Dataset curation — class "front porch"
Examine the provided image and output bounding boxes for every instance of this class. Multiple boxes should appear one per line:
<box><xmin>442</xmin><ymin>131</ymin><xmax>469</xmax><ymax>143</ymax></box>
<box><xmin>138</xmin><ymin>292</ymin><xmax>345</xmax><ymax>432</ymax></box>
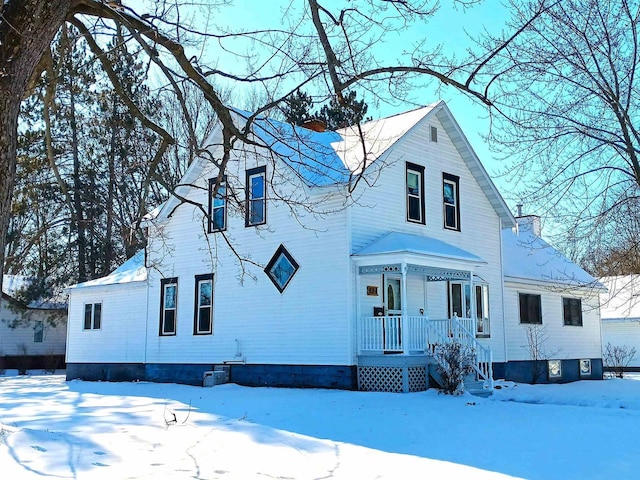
<box><xmin>352</xmin><ymin>232</ymin><xmax>495</xmax><ymax>394</ymax></box>
<box><xmin>356</xmin><ymin>315</ymin><xmax>493</xmax><ymax>393</ymax></box>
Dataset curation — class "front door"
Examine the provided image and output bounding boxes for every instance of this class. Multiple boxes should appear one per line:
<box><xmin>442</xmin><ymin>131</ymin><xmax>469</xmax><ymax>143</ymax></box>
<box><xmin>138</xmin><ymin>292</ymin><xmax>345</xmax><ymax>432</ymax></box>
<box><xmin>383</xmin><ymin>276</ymin><xmax>402</xmax><ymax>351</ymax></box>
<box><xmin>385</xmin><ymin>276</ymin><xmax>402</xmax><ymax>315</ymax></box>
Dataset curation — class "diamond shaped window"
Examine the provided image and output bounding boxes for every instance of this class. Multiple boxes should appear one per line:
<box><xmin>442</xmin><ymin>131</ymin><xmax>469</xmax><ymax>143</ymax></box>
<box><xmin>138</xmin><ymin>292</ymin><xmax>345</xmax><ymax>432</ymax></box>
<box><xmin>265</xmin><ymin>245</ymin><xmax>299</xmax><ymax>293</ymax></box>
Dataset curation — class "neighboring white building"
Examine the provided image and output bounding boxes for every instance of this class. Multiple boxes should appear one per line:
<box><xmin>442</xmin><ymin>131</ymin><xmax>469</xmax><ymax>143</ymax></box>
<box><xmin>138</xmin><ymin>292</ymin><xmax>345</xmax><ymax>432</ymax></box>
<box><xmin>1</xmin><ymin>276</ymin><xmax>67</xmax><ymax>370</ymax></box>
<box><xmin>66</xmin><ymin>101</ymin><xmax>604</xmax><ymax>391</ymax></box>
<box><xmin>600</xmin><ymin>275</ymin><xmax>640</xmax><ymax>369</ymax></box>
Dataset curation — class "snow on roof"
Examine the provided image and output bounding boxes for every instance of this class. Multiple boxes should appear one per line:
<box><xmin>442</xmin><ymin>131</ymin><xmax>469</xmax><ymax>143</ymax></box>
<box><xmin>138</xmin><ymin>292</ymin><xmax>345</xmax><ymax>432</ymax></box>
<box><xmin>155</xmin><ymin>101</ymin><xmax>514</xmax><ymax>227</ymax></box>
<box><xmin>70</xmin><ymin>250</ymin><xmax>147</xmax><ymax>289</ymax></box>
<box><xmin>600</xmin><ymin>275</ymin><xmax>640</xmax><ymax>321</ymax></box>
<box><xmin>353</xmin><ymin>231</ymin><xmax>484</xmax><ymax>263</ymax></box>
<box><xmin>232</xmin><ymin>109</ymin><xmax>350</xmax><ymax>187</ymax></box>
<box><xmin>2</xmin><ymin>275</ymin><xmax>67</xmax><ymax>309</ymax></box>
<box><xmin>502</xmin><ymin>223</ymin><xmax>601</xmax><ymax>289</ymax></box>
<box><xmin>331</xmin><ymin>103</ymin><xmax>439</xmax><ymax>171</ymax></box>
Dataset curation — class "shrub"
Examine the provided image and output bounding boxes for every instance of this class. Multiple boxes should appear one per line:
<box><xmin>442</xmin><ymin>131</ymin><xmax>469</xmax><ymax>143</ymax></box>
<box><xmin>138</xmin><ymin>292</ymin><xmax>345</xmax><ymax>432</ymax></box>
<box><xmin>433</xmin><ymin>341</ymin><xmax>475</xmax><ymax>395</ymax></box>
<box><xmin>603</xmin><ymin>343</ymin><xmax>637</xmax><ymax>378</ymax></box>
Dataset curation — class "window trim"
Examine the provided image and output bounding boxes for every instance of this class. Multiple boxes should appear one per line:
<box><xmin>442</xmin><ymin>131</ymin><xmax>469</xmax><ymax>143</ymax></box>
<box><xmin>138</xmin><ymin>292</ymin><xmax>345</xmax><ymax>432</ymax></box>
<box><xmin>430</xmin><ymin>125</ymin><xmax>438</xmax><ymax>142</ymax></box>
<box><xmin>265</xmin><ymin>244</ymin><xmax>300</xmax><ymax>293</ymax></box>
<box><xmin>193</xmin><ymin>273</ymin><xmax>214</xmax><ymax>335</ymax></box>
<box><xmin>519</xmin><ymin>292</ymin><xmax>542</xmax><ymax>324</ymax></box>
<box><xmin>562</xmin><ymin>297</ymin><xmax>583</xmax><ymax>327</ymax></box>
<box><xmin>34</xmin><ymin>320</ymin><xmax>44</xmax><ymax>343</ymax></box>
<box><xmin>443</xmin><ymin>172</ymin><xmax>460</xmax><ymax>231</ymax></box>
<box><xmin>245</xmin><ymin>166</ymin><xmax>266</xmax><ymax>227</ymax></box>
<box><xmin>475</xmin><ymin>283</ymin><xmax>491</xmax><ymax>338</ymax></box>
<box><xmin>447</xmin><ymin>281</ymin><xmax>468</xmax><ymax>319</ymax></box>
<box><xmin>83</xmin><ymin>302</ymin><xmax>102</xmax><ymax>330</ymax></box>
<box><xmin>208</xmin><ymin>176</ymin><xmax>227</xmax><ymax>233</ymax></box>
<box><xmin>406</xmin><ymin>162</ymin><xmax>425</xmax><ymax>225</ymax></box>
<box><xmin>159</xmin><ymin>277</ymin><xmax>178</xmax><ymax>336</ymax></box>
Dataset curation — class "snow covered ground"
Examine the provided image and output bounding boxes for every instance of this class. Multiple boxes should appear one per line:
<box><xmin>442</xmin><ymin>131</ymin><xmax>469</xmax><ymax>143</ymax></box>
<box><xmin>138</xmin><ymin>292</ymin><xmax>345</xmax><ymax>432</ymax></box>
<box><xmin>0</xmin><ymin>373</ymin><xmax>638</xmax><ymax>479</ymax></box>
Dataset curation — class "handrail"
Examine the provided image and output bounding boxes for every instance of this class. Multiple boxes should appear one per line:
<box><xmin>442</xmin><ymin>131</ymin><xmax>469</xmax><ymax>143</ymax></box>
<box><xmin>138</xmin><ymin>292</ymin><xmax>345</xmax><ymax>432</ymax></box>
<box><xmin>450</xmin><ymin>316</ymin><xmax>493</xmax><ymax>389</ymax></box>
<box><xmin>358</xmin><ymin>315</ymin><xmax>493</xmax><ymax>389</ymax></box>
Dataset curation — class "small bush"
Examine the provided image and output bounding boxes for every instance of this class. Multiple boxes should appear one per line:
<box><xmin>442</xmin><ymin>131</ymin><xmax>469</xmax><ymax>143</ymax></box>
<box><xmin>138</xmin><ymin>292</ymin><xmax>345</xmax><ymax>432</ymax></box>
<box><xmin>433</xmin><ymin>341</ymin><xmax>475</xmax><ymax>395</ymax></box>
<box><xmin>603</xmin><ymin>343</ymin><xmax>637</xmax><ymax>378</ymax></box>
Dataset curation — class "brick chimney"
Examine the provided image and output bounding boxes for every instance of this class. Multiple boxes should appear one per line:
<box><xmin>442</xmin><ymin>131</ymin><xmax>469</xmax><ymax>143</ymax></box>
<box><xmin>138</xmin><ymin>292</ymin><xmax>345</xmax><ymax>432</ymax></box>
<box><xmin>301</xmin><ymin>118</ymin><xmax>326</xmax><ymax>132</ymax></box>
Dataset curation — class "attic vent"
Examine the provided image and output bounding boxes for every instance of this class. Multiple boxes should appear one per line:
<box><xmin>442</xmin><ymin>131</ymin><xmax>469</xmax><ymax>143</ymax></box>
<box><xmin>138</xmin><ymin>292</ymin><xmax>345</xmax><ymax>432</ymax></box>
<box><xmin>301</xmin><ymin>118</ymin><xmax>326</xmax><ymax>132</ymax></box>
<box><xmin>430</xmin><ymin>126</ymin><xmax>438</xmax><ymax>142</ymax></box>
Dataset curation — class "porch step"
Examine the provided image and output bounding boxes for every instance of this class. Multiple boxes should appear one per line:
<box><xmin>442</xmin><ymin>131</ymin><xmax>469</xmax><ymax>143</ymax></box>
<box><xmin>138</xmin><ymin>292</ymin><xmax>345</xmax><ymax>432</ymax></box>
<box><xmin>465</xmin><ymin>380</ymin><xmax>492</xmax><ymax>398</ymax></box>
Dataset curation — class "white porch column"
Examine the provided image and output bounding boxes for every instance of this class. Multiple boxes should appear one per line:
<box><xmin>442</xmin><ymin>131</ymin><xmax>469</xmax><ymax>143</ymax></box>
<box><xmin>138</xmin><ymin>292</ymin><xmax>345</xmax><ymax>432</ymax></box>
<box><xmin>401</xmin><ymin>262</ymin><xmax>409</xmax><ymax>355</ymax></box>
<box><xmin>469</xmin><ymin>270</ymin><xmax>477</xmax><ymax>335</ymax></box>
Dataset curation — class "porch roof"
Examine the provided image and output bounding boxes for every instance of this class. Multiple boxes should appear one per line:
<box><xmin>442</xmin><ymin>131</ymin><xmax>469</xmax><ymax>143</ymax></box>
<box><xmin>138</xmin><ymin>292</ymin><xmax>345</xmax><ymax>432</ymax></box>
<box><xmin>353</xmin><ymin>232</ymin><xmax>484</xmax><ymax>264</ymax></box>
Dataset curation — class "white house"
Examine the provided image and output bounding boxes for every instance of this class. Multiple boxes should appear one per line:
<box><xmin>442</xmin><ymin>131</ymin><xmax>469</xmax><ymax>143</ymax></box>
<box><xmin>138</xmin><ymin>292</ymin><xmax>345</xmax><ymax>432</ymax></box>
<box><xmin>501</xmin><ymin>218</ymin><xmax>604</xmax><ymax>382</ymax></box>
<box><xmin>1</xmin><ymin>276</ymin><xmax>67</xmax><ymax>371</ymax></box>
<box><xmin>65</xmin><ymin>101</ymin><xmax>604</xmax><ymax>392</ymax></box>
<box><xmin>600</xmin><ymin>275</ymin><xmax>640</xmax><ymax>369</ymax></box>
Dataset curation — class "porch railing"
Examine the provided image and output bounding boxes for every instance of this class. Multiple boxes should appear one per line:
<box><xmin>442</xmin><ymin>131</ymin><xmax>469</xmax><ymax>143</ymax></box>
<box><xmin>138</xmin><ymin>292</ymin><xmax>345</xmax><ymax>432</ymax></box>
<box><xmin>358</xmin><ymin>315</ymin><xmax>493</xmax><ymax>388</ymax></box>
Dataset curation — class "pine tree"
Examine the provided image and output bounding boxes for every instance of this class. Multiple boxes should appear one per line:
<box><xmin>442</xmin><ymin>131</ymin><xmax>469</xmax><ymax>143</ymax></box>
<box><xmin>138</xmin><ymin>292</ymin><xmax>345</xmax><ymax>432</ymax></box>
<box><xmin>281</xmin><ymin>89</ymin><xmax>369</xmax><ymax>130</ymax></box>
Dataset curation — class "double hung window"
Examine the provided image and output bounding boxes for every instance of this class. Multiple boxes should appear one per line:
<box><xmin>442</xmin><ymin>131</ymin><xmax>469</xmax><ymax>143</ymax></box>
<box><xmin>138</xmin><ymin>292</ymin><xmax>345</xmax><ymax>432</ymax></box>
<box><xmin>406</xmin><ymin>162</ymin><xmax>425</xmax><ymax>224</ymax></box>
<box><xmin>208</xmin><ymin>176</ymin><xmax>227</xmax><ymax>232</ymax></box>
<box><xmin>246</xmin><ymin>166</ymin><xmax>266</xmax><ymax>226</ymax></box>
<box><xmin>443</xmin><ymin>173</ymin><xmax>460</xmax><ymax>231</ymax></box>
<box><xmin>563</xmin><ymin>297</ymin><xmax>583</xmax><ymax>326</ymax></box>
<box><xmin>34</xmin><ymin>320</ymin><xmax>44</xmax><ymax>342</ymax></box>
<box><xmin>160</xmin><ymin>278</ymin><xmax>178</xmax><ymax>335</ymax></box>
<box><xmin>519</xmin><ymin>293</ymin><xmax>542</xmax><ymax>324</ymax></box>
<box><xmin>194</xmin><ymin>274</ymin><xmax>214</xmax><ymax>334</ymax></box>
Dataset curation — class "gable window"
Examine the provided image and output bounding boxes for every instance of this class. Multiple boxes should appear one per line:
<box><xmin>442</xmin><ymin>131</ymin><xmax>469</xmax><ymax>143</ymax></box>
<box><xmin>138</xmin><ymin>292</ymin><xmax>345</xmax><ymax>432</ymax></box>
<box><xmin>406</xmin><ymin>162</ymin><xmax>425</xmax><ymax>224</ymax></box>
<box><xmin>246</xmin><ymin>166</ymin><xmax>266</xmax><ymax>226</ymax></box>
<box><xmin>443</xmin><ymin>173</ymin><xmax>460</xmax><ymax>231</ymax></box>
<box><xmin>34</xmin><ymin>320</ymin><xmax>44</xmax><ymax>343</ymax></box>
<box><xmin>430</xmin><ymin>126</ymin><xmax>438</xmax><ymax>142</ymax></box>
<box><xmin>208</xmin><ymin>176</ymin><xmax>227</xmax><ymax>232</ymax></box>
<box><xmin>84</xmin><ymin>303</ymin><xmax>102</xmax><ymax>330</ymax></box>
<box><xmin>265</xmin><ymin>244</ymin><xmax>300</xmax><ymax>293</ymax></box>
<box><xmin>160</xmin><ymin>277</ymin><xmax>178</xmax><ymax>336</ymax></box>
<box><xmin>194</xmin><ymin>274</ymin><xmax>214</xmax><ymax>335</ymax></box>
<box><xmin>519</xmin><ymin>293</ymin><xmax>542</xmax><ymax>324</ymax></box>
<box><xmin>563</xmin><ymin>297</ymin><xmax>583</xmax><ymax>326</ymax></box>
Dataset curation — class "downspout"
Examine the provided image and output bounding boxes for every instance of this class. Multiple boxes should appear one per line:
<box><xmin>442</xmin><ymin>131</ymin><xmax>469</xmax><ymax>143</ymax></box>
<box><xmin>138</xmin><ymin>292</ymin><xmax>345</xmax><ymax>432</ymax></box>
<box><xmin>348</xmin><ymin>201</ymin><xmax>356</xmax><ymax>366</ymax></box>
<box><xmin>143</xmin><ymin>247</ymin><xmax>150</xmax><ymax>366</ymax></box>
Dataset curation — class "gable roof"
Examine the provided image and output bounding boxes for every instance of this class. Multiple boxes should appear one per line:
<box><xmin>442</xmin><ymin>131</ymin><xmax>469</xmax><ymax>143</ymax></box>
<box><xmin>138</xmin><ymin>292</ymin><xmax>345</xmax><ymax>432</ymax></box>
<box><xmin>69</xmin><ymin>250</ymin><xmax>147</xmax><ymax>289</ymax></box>
<box><xmin>153</xmin><ymin>101</ymin><xmax>515</xmax><ymax>228</ymax></box>
<box><xmin>502</xmin><ymin>223</ymin><xmax>603</xmax><ymax>290</ymax></box>
<box><xmin>600</xmin><ymin>275</ymin><xmax>640</xmax><ymax>322</ymax></box>
<box><xmin>331</xmin><ymin>101</ymin><xmax>515</xmax><ymax>228</ymax></box>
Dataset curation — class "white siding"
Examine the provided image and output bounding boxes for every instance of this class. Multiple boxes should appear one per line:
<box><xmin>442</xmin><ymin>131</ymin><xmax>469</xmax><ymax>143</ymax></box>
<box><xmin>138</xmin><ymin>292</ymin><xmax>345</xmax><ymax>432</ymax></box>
<box><xmin>65</xmin><ymin>283</ymin><xmax>147</xmax><ymax>363</ymax></box>
<box><xmin>145</xmin><ymin>149</ymin><xmax>352</xmax><ymax>366</ymax></box>
<box><xmin>349</xmin><ymin>116</ymin><xmax>507</xmax><ymax>360</ymax></box>
<box><xmin>503</xmin><ymin>282</ymin><xmax>602</xmax><ymax>361</ymax></box>
<box><xmin>601</xmin><ymin>322</ymin><xmax>640</xmax><ymax>367</ymax></box>
<box><xmin>0</xmin><ymin>300</ymin><xmax>66</xmax><ymax>356</ymax></box>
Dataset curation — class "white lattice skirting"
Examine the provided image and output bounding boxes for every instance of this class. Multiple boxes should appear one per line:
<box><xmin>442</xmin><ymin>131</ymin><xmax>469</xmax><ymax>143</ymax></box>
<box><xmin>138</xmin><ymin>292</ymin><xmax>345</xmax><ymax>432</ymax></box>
<box><xmin>358</xmin><ymin>365</ymin><xmax>428</xmax><ymax>393</ymax></box>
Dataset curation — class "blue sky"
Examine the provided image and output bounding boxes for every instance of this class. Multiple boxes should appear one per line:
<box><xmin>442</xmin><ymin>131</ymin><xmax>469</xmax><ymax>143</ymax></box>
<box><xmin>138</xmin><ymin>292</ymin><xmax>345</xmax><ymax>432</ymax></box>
<box><xmin>211</xmin><ymin>0</ymin><xmax>516</xmax><ymax>202</ymax></box>
<box><xmin>136</xmin><ymin>0</ymin><xmax>517</xmax><ymax>207</ymax></box>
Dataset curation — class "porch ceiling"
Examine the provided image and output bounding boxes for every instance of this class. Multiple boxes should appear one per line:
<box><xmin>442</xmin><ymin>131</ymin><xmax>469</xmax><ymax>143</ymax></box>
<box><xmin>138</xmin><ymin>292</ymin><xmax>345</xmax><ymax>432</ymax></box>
<box><xmin>352</xmin><ymin>232</ymin><xmax>485</xmax><ymax>274</ymax></box>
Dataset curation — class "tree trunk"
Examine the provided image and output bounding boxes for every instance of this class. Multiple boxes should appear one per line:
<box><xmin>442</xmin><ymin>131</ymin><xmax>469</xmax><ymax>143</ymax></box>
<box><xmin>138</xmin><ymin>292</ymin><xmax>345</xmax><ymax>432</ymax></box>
<box><xmin>0</xmin><ymin>0</ymin><xmax>73</xmax><ymax>296</ymax></box>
